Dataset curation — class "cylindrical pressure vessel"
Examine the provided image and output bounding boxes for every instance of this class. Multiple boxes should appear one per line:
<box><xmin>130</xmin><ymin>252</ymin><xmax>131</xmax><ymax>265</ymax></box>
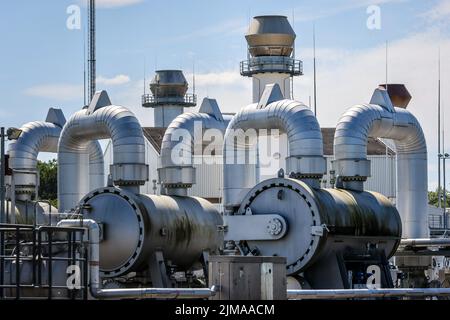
<box><xmin>237</xmin><ymin>178</ymin><xmax>401</xmax><ymax>275</ymax></box>
<box><xmin>80</xmin><ymin>187</ymin><xmax>223</xmax><ymax>278</ymax></box>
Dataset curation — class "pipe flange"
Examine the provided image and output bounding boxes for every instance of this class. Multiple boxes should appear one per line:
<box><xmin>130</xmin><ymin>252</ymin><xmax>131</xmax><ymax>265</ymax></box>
<box><xmin>80</xmin><ymin>187</ymin><xmax>146</xmax><ymax>278</ymax></box>
<box><xmin>237</xmin><ymin>178</ymin><xmax>323</xmax><ymax>275</ymax></box>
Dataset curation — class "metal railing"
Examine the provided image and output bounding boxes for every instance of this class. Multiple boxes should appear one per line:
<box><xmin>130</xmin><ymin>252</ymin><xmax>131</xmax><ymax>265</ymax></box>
<box><xmin>429</xmin><ymin>213</ymin><xmax>450</xmax><ymax>230</ymax></box>
<box><xmin>0</xmin><ymin>224</ymin><xmax>88</xmax><ymax>300</ymax></box>
<box><xmin>240</xmin><ymin>56</ymin><xmax>303</xmax><ymax>76</ymax></box>
<box><xmin>142</xmin><ymin>93</ymin><xmax>197</xmax><ymax>107</ymax></box>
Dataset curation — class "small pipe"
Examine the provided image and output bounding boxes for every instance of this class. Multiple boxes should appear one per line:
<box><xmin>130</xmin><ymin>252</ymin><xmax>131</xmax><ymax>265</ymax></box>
<box><xmin>400</xmin><ymin>238</ymin><xmax>450</xmax><ymax>247</ymax></box>
<box><xmin>56</xmin><ymin>219</ymin><xmax>217</xmax><ymax>300</ymax></box>
<box><xmin>287</xmin><ymin>288</ymin><xmax>450</xmax><ymax>299</ymax></box>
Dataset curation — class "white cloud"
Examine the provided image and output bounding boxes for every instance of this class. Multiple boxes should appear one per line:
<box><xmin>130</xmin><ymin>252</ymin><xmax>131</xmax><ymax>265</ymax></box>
<box><xmin>24</xmin><ymin>84</ymin><xmax>83</xmax><ymax>101</ymax></box>
<box><xmin>421</xmin><ymin>0</ymin><xmax>450</xmax><ymax>22</ymax></box>
<box><xmin>97</xmin><ymin>74</ymin><xmax>131</xmax><ymax>86</ymax></box>
<box><xmin>293</xmin><ymin>0</ymin><xmax>408</xmax><ymax>22</ymax></box>
<box><xmin>171</xmin><ymin>19</ymin><xmax>247</xmax><ymax>42</ymax></box>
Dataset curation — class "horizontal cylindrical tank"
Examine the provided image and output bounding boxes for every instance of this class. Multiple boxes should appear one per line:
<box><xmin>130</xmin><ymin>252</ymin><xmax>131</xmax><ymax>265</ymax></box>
<box><xmin>237</xmin><ymin>178</ymin><xmax>401</xmax><ymax>275</ymax></box>
<box><xmin>80</xmin><ymin>187</ymin><xmax>223</xmax><ymax>278</ymax></box>
<box><xmin>150</xmin><ymin>70</ymin><xmax>189</xmax><ymax>97</ymax></box>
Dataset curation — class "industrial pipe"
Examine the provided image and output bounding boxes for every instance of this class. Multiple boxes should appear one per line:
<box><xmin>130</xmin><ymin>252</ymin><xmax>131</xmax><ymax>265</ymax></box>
<box><xmin>333</xmin><ymin>88</ymin><xmax>428</xmax><ymax>238</ymax></box>
<box><xmin>159</xmin><ymin>98</ymin><xmax>231</xmax><ymax>195</ymax></box>
<box><xmin>6</xmin><ymin>109</ymin><xmax>103</xmax><ymax>222</ymax></box>
<box><xmin>58</xmin><ymin>92</ymin><xmax>148</xmax><ymax>211</ymax></box>
<box><xmin>287</xmin><ymin>288</ymin><xmax>450</xmax><ymax>299</ymax></box>
<box><xmin>56</xmin><ymin>219</ymin><xmax>217</xmax><ymax>300</ymax></box>
<box><xmin>223</xmin><ymin>84</ymin><xmax>326</xmax><ymax>211</ymax></box>
<box><xmin>400</xmin><ymin>238</ymin><xmax>450</xmax><ymax>247</ymax></box>
<box><xmin>8</xmin><ymin>109</ymin><xmax>103</xmax><ymax>202</ymax></box>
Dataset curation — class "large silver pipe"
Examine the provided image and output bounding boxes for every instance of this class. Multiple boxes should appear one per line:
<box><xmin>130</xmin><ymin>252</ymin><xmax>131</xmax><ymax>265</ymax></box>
<box><xmin>159</xmin><ymin>100</ymin><xmax>231</xmax><ymax>196</ymax></box>
<box><xmin>333</xmin><ymin>88</ymin><xmax>427</xmax><ymax>238</ymax></box>
<box><xmin>287</xmin><ymin>288</ymin><xmax>450</xmax><ymax>299</ymax></box>
<box><xmin>223</xmin><ymin>84</ymin><xmax>325</xmax><ymax>211</ymax></box>
<box><xmin>57</xmin><ymin>219</ymin><xmax>217</xmax><ymax>300</ymax></box>
<box><xmin>7</xmin><ymin>109</ymin><xmax>103</xmax><ymax>203</ymax></box>
<box><xmin>58</xmin><ymin>96</ymin><xmax>148</xmax><ymax>212</ymax></box>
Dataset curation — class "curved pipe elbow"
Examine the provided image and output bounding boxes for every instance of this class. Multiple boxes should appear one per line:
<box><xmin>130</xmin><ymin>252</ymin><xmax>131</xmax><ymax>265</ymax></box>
<box><xmin>333</xmin><ymin>103</ymin><xmax>428</xmax><ymax>238</ymax></box>
<box><xmin>8</xmin><ymin>121</ymin><xmax>61</xmax><ymax>170</ymax></box>
<box><xmin>223</xmin><ymin>99</ymin><xmax>325</xmax><ymax>209</ymax></box>
<box><xmin>58</xmin><ymin>106</ymin><xmax>148</xmax><ymax>211</ymax></box>
<box><xmin>159</xmin><ymin>112</ymin><xmax>230</xmax><ymax>192</ymax></box>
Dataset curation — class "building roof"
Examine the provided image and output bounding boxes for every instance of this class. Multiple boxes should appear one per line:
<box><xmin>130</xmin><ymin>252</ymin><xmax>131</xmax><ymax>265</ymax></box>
<box><xmin>321</xmin><ymin>128</ymin><xmax>396</xmax><ymax>156</ymax></box>
<box><xmin>142</xmin><ymin>127</ymin><xmax>166</xmax><ymax>153</ymax></box>
<box><xmin>142</xmin><ymin>127</ymin><xmax>396</xmax><ymax>156</ymax></box>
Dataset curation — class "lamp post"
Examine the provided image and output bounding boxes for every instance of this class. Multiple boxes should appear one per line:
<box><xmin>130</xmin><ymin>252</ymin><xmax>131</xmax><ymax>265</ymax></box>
<box><xmin>439</xmin><ymin>153</ymin><xmax>450</xmax><ymax>229</ymax></box>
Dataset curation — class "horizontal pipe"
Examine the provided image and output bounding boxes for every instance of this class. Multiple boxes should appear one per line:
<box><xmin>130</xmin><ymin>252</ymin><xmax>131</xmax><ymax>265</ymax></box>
<box><xmin>94</xmin><ymin>286</ymin><xmax>217</xmax><ymax>300</ymax></box>
<box><xmin>400</xmin><ymin>238</ymin><xmax>450</xmax><ymax>247</ymax></box>
<box><xmin>287</xmin><ymin>288</ymin><xmax>450</xmax><ymax>299</ymax></box>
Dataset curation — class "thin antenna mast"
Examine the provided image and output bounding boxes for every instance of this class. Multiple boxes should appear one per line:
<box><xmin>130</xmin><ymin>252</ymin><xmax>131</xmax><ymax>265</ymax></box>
<box><xmin>385</xmin><ymin>41</ymin><xmax>388</xmax><ymax>91</ymax></box>
<box><xmin>438</xmin><ymin>47</ymin><xmax>442</xmax><ymax>208</ymax></box>
<box><xmin>291</xmin><ymin>9</ymin><xmax>295</xmax><ymax>99</ymax></box>
<box><xmin>192</xmin><ymin>60</ymin><xmax>196</xmax><ymax>97</ymax></box>
<box><xmin>144</xmin><ymin>57</ymin><xmax>146</xmax><ymax>95</ymax></box>
<box><xmin>83</xmin><ymin>25</ymin><xmax>87</xmax><ymax>106</ymax></box>
<box><xmin>313</xmin><ymin>23</ymin><xmax>317</xmax><ymax>117</ymax></box>
<box><xmin>88</xmin><ymin>0</ymin><xmax>96</xmax><ymax>102</ymax></box>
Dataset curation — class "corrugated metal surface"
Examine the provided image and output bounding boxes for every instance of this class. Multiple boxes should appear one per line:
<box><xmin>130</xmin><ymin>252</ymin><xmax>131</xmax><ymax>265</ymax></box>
<box><xmin>188</xmin><ymin>155</ymin><xmax>222</xmax><ymax>199</ymax></box>
<box><xmin>322</xmin><ymin>155</ymin><xmax>396</xmax><ymax>200</ymax></box>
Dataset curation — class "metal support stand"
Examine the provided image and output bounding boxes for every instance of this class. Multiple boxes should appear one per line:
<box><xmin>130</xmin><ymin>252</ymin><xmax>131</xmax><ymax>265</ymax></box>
<box><xmin>200</xmin><ymin>251</ymin><xmax>209</xmax><ymax>282</ymax></box>
<box><xmin>148</xmin><ymin>251</ymin><xmax>171</xmax><ymax>288</ymax></box>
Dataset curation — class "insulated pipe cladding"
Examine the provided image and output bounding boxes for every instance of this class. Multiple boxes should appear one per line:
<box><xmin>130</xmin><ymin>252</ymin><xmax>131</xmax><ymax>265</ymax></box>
<box><xmin>223</xmin><ymin>84</ymin><xmax>402</xmax><ymax>289</ymax></box>
<box><xmin>333</xmin><ymin>86</ymin><xmax>428</xmax><ymax>239</ymax></box>
<box><xmin>6</xmin><ymin>108</ymin><xmax>103</xmax><ymax>222</ymax></box>
<box><xmin>223</xmin><ymin>84</ymin><xmax>326</xmax><ymax>212</ymax></box>
<box><xmin>58</xmin><ymin>91</ymin><xmax>148</xmax><ymax>211</ymax></box>
<box><xmin>79</xmin><ymin>187</ymin><xmax>223</xmax><ymax>278</ymax></box>
<box><xmin>159</xmin><ymin>98</ymin><xmax>232</xmax><ymax>196</ymax></box>
<box><xmin>63</xmin><ymin>95</ymin><xmax>224</xmax><ymax>278</ymax></box>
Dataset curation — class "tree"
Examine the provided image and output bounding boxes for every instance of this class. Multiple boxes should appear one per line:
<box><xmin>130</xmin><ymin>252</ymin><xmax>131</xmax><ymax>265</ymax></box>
<box><xmin>428</xmin><ymin>187</ymin><xmax>450</xmax><ymax>208</ymax></box>
<box><xmin>37</xmin><ymin>159</ymin><xmax>57</xmax><ymax>207</ymax></box>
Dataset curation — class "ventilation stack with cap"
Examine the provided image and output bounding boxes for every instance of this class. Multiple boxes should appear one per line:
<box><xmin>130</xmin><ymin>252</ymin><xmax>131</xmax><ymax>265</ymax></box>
<box><xmin>241</xmin><ymin>15</ymin><xmax>303</xmax><ymax>103</ymax></box>
<box><xmin>142</xmin><ymin>70</ymin><xmax>197</xmax><ymax>127</ymax></box>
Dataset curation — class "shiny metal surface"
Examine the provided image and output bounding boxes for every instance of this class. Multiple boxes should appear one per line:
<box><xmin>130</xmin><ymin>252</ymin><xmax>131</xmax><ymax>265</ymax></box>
<box><xmin>7</xmin><ymin>108</ymin><xmax>103</xmax><ymax>204</ymax></box>
<box><xmin>159</xmin><ymin>100</ymin><xmax>231</xmax><ymax>195</ymax></box>
<box><xmin>58</xmin><ymin>97</ymin><xmax>148</xmax><ymax>211</ymax></box>
<box><xmin>238</xmin><ymin>178</ymin><xmax>401</xmax><ymax>275</ymax></box>
<box><xmin>58</xmin><ymin>219</ymin><xmax>218</xmax><ymax>299</ymax></box>
<box><xmin>80</xmin><ymin>187</ymin><xmax>223</xmax><ymax>277</ymax></box>
<box><xmin>223</xmin><ymin>85</ymin><xmax>325</xmax><ymax>211</ymax></box>
<box><xmin>246</xmin><ymin>15</ymin><xmax>296</xmax><ymax>57</ymax></box>
<box><xmin>287</xmin><ymin>288</ymin><xmax>450</xmax><ymax>299</ymax></box>
<box><xmin>333</xmin><ymin>88</ymin><xmax>428</xmax><ymax>238</ymax></box>
<box><xmin>150</xmin><ymin>70</ymin><xmax>189</xmax><ymax>97</ymax></box>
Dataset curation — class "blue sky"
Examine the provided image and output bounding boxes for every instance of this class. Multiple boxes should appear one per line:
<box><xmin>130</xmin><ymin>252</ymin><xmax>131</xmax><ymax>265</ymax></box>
<box><xmin>1</xmin><ymin>0</ymin><xmax>450</xmax><ymax>190</ymax></box>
